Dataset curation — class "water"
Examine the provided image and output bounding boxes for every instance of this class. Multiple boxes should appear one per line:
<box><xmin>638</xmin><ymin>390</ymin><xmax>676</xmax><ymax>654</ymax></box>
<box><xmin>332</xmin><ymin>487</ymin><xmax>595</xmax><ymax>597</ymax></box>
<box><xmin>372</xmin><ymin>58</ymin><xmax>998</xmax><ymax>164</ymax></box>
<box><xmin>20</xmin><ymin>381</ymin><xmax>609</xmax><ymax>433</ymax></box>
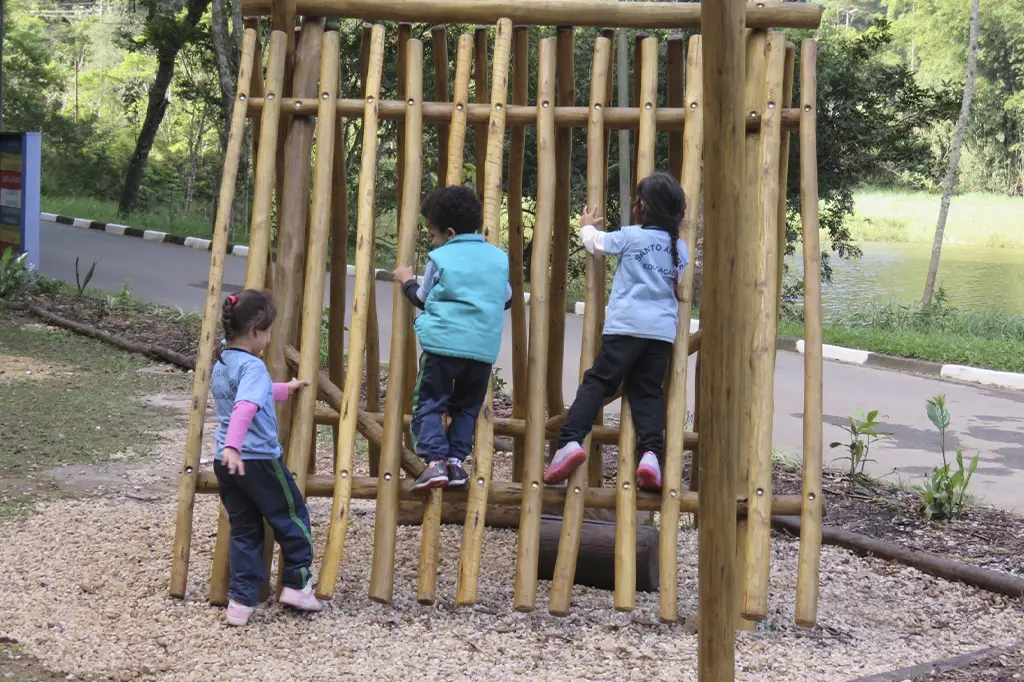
<box><xmin>786</xmin><ymin>241</ymin><xmax>1024</xmax><ymax>317</ymax></box>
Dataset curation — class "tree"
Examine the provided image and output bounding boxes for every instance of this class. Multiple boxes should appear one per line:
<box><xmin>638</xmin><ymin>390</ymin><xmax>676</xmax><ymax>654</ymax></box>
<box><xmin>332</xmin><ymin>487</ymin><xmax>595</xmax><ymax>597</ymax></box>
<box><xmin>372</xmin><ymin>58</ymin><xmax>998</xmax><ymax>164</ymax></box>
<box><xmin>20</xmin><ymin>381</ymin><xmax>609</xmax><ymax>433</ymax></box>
<box><xmin>921</xmin><ymin>0</ymin><xmax>981</xmax><ymax>310</ymax></box>
<box><xmin>116</xmin><ymin>0</ymin><xmax>212</xmax><ymax>217</ymax></box>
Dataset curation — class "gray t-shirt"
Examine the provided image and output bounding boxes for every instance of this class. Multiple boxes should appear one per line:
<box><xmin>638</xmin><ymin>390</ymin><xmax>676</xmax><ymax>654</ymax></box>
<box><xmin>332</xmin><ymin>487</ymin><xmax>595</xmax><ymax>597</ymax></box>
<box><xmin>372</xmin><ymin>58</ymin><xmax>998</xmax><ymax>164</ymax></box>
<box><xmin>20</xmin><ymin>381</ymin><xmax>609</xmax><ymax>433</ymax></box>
<box><xmin>591</xmin><ymin>224</ymin><xmax>690</xmax><ymax>344</ymax></box>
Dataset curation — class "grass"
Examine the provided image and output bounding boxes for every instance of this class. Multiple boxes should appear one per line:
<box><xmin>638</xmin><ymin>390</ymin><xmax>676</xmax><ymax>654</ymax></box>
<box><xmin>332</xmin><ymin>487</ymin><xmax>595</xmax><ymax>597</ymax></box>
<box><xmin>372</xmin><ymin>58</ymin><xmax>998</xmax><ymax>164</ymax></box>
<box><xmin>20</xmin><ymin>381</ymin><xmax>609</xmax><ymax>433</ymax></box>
<box><xmin>42</xmin><ymin>195</ymin><xmax>216</xmax><ymax>242</ymax></box>
<box><xmin>0</xmin><ymin>311</ymin><xmax>190</xmax><ymax>519</ymax></box>
<box><xmin>779</xmin><ymin>290</ymin><xmax>1024</xmax><ymax>373</ymax></box>
<box><xmin>847</xmin><ymin>188</ymin><xmax>1024</xmax><ymax>249</ymax></box>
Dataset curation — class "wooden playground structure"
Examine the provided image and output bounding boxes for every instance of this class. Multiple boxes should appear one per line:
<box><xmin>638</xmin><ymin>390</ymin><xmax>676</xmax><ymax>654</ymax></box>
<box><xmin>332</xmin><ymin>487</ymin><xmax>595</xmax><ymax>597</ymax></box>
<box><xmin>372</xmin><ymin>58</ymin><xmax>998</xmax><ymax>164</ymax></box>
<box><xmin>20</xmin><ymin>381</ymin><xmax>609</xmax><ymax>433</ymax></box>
<box><xmin>170</xmin><ymin>1</ymin><xmax>825</xmax><ymax>678</ymax></box>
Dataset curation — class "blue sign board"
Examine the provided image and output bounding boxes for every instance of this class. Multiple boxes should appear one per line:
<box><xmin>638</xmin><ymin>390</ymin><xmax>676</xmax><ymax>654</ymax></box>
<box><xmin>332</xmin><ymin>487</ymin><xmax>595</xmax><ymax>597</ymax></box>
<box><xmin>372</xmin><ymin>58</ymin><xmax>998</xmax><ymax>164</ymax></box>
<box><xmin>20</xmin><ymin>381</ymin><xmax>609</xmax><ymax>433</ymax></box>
<box><xmin>0</xmin><ymin>132</ymin><xmax>41</xmax><ymax>270</ymax></box>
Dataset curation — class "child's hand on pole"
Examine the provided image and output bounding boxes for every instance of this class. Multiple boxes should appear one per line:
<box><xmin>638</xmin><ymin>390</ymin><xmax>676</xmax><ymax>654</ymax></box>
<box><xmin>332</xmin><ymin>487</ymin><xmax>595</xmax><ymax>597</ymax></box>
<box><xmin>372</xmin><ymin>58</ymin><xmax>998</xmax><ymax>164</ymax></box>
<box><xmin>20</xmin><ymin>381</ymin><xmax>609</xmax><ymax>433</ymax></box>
<box><xmin>392</xmin><ymin>265</ymin><xmax>415</xmax><ymax>284</ymax></box>
<box><xmin>286</xmin><ymin>378</ymin><xmax>311</xmax><ymax>394</ymax></box>
<box><xmin>580</xmin><ymin>206</ymin><xmax>605</xmax><ymax>229</ymax></box>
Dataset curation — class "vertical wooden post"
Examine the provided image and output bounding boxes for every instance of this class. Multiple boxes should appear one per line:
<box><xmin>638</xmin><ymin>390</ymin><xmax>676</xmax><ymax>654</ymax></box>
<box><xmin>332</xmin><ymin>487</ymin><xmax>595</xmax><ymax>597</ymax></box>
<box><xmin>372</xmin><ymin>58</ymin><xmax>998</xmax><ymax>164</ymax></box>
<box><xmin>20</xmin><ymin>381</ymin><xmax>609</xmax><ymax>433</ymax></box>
<box><xmin>431</xmin><ymin>26</ymin><xmax>451</xmax><ymax>188</ymax></box>
<box><xmin>742</xmin><ymin>31</ymin><xmax>786</xmax><ymax>623</ymax></box>
<box><xmin>329</xmin><ymin>53</ymin><xmax>349</xmax><ymax>405</ymax></box>
<box><xmin>698</xmin><ymin>0</ymin><xmax>746</xmax><ymax>678</ymax></box>
<box><xmin>362</xmin><ymin>27</ymin><xmax>383</xmax><ymax>478</ymax></box>
<box><xmin>169</xmin><ymin>27</ymin><xmax>258</xmax><ymax>600</ymax></box>
<box><xmin>629</xmin><ymin>32</ymin><xmax>647</xmax><ymax>205</ymax></box>
<box><xmin>667</xmin><ymin>36</ymin><xmax>685</xmax><ymax>183</ymax></box>
<box><xmin>795</xmin><ymin>38</ymin><xmax>823</xmax><ymax>629</ymax></box>
<box><xmin>285</xmin><ymin>26</ymin><xmax>341</xmax><ymax>498</ymax></box>
<box><xmin>548</xmin><ymin>34</ymin><xmax>611</xmax><ymax>619</ymax></box>
<box><xmin>731</xmin><ymin>28</ymin><xmax>767</xmax><ymax>632</ymax></box>
<box><xmin>457</xmin><ymin>18</ymin><xmax>512</xmax><ymax>607</ymax></box>
<box><xmin>368</xmin><ymin>38</ymin><xmax>424</xmax><ymax>606</ymax></box>
<box><xmin>613</xmin><ymin>34</ymin><xmax>657</xmax><ymax>615</ymax></box>
<box><xmin>315</xmin><ymin>24</ymin><xmax>385</xmax><ymax>601</ymax></box>
<box><xmin>658</xmin><ymin>33</ymin><xmax>704</xmax><ymax>625</ymax></box>
<box><xmin>513</xmin><ymin>36</ymin><xmax>556</xmax><ymax>614</ymax></box>
<box><xmin>416</xmin><ymin>32</ymin><xmax>473</xmax><ymax>606</ymax></box>
<box><xmin>244</xmin><ymin>30</ymin><xmax>287</xmax><ymax>287</ymax></box>
<box><xmin>775</xmin><ymin>44</ymin><xmax>796</xmax><ymax>324</ymax></box>
<box><xmin>507</xmin><ymin>25</ymin><xmax>530</xmax><ymax>484</ymax></box>
<box><xmin>546</xmin><ymin>27</ymin><xmax>574</xmax><ymax>457</ymax></box>
<box><xmin>473</xmin><ymin>26</ymin><xmax>490</xmax><ymax>201</ymax></box>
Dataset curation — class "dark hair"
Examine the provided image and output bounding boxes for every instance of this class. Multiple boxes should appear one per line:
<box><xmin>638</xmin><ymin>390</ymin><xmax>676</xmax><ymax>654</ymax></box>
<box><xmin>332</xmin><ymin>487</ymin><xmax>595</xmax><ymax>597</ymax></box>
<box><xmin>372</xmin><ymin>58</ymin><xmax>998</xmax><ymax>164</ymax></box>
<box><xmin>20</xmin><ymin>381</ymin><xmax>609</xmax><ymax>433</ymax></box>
<box><xmin>634</xmin><ymin>172</ymin><xmax>687</xmax><ymax>302</ymax></box>
<box><xmin>420</xmin><ymin>184</ymin><xmax>483</xmax><ymax>236</ymax></box>
<box><xmin>217</xmin><ymin>289</ymin><xmax>277</xmax><ymax>361</ymax></box>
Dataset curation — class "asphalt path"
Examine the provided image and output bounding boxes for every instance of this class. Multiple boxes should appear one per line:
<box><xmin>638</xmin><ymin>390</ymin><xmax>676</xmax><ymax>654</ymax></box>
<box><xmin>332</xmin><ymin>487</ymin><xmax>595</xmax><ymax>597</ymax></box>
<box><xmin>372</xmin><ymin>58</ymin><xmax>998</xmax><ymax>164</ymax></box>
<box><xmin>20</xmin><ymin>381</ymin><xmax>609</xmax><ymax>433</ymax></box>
<box><xmin>36</xmin><ymin>220</ymin><xmax>1024</xmax><ymax>511</ymax></box>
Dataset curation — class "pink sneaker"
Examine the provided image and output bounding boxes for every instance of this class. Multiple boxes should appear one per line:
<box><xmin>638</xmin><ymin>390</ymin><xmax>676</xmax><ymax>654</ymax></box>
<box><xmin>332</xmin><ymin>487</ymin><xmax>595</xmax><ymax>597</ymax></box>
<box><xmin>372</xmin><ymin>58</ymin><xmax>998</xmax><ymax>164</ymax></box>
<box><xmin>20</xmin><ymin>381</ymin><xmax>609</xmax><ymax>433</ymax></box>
<box><xmin>226</xmin><ymin>600</ymin><xmax>255</xmax><ymax>627</ymax></box>
<box><xmin>636</xmin><ymin>452</ymin><xmax>663</xmax><ymax>491</ymax></box>
<box><xmin>279</xmin><ymin>580</ymin><xmax>323</xmax><ymax>612</ymax></box>
<box><xmin>543</xmin><ymin>442</ymin><xmax>587</xmax><ymax>484</ymax></box>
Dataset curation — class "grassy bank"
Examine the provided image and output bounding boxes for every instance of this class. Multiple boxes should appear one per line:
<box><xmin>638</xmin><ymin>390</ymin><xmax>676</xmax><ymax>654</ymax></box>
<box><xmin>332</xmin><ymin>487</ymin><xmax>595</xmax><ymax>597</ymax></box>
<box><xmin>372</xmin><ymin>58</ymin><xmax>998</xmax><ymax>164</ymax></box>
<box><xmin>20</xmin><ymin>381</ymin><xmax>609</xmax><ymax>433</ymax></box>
<box><xmin>42</xmin><ymin>196</ymin><xmax>216</xmax><ymax>242</ymax></box>
<box><xmin>848</xmin><ymin>189</ymin><xmax>1024</xmax><ymax>249</ymax></box>
<box><xmin>779</xmin><ymin>294</ymin><xmax>1024</xmax><ymax>374</ymax></box>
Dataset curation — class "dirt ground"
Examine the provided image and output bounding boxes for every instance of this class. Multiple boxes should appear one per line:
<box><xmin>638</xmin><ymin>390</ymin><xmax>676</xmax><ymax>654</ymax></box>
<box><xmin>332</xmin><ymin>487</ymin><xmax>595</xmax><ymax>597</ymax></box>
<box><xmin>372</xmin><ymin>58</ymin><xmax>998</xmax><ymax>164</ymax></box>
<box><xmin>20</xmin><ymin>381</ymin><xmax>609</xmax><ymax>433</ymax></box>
<box><xmin>1</xmin><ymin>293</ymin><xmax>1022</xmax><ymax>681</ymax></box>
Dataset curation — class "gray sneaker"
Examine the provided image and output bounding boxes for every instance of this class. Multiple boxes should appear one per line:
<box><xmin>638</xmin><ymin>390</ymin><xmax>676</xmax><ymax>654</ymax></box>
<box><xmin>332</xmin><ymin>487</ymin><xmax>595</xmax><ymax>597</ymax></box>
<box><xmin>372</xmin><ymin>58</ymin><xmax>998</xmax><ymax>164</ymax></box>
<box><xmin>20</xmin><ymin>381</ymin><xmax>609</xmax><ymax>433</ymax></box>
<box><xmin>410</xmin><ymin>460</ymin><xmax>448</xmax><ymax>493</ymax></box>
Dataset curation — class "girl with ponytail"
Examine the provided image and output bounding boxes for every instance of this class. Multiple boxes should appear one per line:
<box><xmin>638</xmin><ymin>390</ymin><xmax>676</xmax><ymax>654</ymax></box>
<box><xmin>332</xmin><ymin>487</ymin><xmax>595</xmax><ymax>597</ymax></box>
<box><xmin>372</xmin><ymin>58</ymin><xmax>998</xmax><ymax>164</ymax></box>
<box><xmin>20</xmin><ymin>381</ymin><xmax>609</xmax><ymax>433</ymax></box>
<box><xmin>543</xmin><ymin>172</ymin><xmax>689</xmax><ymax>492</ymax></box>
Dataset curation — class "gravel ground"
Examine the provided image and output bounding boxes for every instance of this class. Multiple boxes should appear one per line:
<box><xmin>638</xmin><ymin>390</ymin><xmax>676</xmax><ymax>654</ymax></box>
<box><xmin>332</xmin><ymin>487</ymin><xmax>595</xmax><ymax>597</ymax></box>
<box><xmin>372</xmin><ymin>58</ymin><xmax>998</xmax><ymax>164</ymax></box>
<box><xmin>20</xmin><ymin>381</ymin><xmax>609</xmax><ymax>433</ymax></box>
<box><xmin>1</xmin><ymin>425</ymin><xmax>1023</xmax><ymax>682</ymax></box>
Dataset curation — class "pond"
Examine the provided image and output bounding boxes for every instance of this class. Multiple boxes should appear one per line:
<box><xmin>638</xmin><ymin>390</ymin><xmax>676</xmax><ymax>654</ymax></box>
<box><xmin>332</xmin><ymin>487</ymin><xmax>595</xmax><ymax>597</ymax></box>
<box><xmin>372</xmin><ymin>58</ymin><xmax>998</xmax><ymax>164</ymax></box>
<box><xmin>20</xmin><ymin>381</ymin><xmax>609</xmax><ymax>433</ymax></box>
<box><xmin>785</xmin><ymin>241</ymin><xmax>1024</xmax><ymax>317</ymax></box>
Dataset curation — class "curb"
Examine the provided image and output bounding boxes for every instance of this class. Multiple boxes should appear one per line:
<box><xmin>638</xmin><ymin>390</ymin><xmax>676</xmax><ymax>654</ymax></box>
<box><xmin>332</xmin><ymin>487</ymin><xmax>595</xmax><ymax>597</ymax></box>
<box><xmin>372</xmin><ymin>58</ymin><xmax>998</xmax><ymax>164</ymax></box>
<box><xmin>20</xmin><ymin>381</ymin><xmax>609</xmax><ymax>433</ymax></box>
<box><xmin>44</xmin><ymin>212</ymin><xmax>1024</xmax><ymax>393</ymax></box>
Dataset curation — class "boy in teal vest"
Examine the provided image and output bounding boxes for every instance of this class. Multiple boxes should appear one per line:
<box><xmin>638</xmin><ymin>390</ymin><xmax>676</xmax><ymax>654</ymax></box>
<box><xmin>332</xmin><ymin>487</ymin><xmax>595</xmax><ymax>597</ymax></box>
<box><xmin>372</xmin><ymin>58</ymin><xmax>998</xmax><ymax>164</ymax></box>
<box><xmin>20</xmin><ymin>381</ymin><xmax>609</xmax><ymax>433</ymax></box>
<box><xmin>392</xmin><ymin>185</ymin><xmax>512</xmax><ymax>492</ymax></box>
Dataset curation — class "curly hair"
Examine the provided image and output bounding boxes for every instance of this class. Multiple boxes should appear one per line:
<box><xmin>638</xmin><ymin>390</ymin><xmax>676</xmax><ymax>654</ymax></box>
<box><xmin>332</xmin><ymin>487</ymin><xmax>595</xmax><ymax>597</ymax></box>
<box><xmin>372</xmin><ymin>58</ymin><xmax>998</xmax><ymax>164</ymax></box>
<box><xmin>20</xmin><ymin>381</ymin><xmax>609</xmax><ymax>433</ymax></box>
<box><xmin>420</xmin><ymin>184</ymin><xmax>483</xmax><ymax>236</ymax></box>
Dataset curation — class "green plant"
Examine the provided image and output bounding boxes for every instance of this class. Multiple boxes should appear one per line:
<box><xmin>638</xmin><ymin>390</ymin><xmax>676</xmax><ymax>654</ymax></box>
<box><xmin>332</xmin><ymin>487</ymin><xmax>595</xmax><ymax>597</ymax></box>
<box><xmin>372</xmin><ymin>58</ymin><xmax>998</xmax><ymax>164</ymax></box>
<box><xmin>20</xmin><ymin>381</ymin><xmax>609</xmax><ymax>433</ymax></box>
<box><xmin>830</xmin><ymin>409</ymin><xmax>891</xmax><ymax>487</ymax></box>
<box><xmin>491</xmin><ymin>366</ymin><xmax>507</xmax><ymax>396</ymax></box>
<box><xmin>75</xmin><ymin>256</ymin><xmax>99</xmax><ymax>295</ymax></box>
<box><xmin>915</xmin><ymin>394</ymin><xmax>979</xmax><ymax>520</ymax></box>
<box><xmin>0</xmin><ymin>247</ymin><xmax>30</xmax><ymax>298</ymax></box>
<box><xmin>33</xmin><ymin>276</ymin><xmax>63</xmax><ymax>295</ymax></box>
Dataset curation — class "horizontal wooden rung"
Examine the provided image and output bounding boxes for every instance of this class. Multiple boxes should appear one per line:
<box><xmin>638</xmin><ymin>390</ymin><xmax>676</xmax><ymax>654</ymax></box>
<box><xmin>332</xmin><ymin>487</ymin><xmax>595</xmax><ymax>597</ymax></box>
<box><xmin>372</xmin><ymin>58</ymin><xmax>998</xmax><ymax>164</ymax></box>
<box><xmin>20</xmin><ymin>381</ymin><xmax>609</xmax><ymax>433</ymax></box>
<box><xmin>238</xmin><ymin>0</ymin><xmax>822</xmax><ymax>30</ymax></box>
<box><xmin>195</xmin><ymin>472</ymin><xmax>807</xmax><ymax>516</ymax></box>
<box><xmin>247</xmin><ymin>99</ymin><xmax>800</xmax><ymax>132</ymax></box>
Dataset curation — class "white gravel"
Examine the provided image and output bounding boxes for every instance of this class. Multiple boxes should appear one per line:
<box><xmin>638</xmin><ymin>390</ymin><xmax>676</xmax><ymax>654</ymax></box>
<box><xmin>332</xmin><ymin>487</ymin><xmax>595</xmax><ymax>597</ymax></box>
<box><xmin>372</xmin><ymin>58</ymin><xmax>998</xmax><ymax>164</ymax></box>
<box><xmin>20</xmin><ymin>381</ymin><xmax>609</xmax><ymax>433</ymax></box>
<box><xmin>1</xmin><ymin>425</ymin><xmax>1022</xmax><ymax>682</ymax></box>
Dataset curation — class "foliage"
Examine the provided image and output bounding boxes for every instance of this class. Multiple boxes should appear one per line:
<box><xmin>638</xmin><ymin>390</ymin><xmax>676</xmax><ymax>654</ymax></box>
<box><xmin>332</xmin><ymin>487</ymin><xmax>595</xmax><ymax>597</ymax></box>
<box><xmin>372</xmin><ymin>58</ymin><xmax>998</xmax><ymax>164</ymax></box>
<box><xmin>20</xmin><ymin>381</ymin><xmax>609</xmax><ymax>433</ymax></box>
<box><xmin>0</xmin><ymin>248</ymin><xmax>31</xmax><ymax>298</ymax></box>
<box><xmin>491</xmin><ymin>366</ymin><xmax>507</xmax><ymax>396</ymax></box>
<box><xmin>829</xmin><ymin>409</ymin><xmax>891</xmax><ymax>486</ymax></box>
<box><xmin>75</xmin><ymin>256</ymin><xmax>98</xmax><ymax>295</ymax></box>
<box><xmin>915</xmin><ymin>394</ymin><xmax>979</xmax><ymax>520</ymax></box>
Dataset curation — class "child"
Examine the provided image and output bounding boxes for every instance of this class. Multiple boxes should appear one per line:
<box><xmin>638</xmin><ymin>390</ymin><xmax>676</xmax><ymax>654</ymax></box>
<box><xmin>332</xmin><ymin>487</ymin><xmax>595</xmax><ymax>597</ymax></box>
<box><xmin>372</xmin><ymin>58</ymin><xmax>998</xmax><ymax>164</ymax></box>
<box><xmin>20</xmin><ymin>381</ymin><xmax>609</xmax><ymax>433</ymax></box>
<box><xmin>543</xmin><ymin>172</ymin><xmax>690</xmax><ymax>492</ymax></box>
<box><xmin>392</xmin><ymin>185</ymin><xmax>512</xmax><ymax>493</ymax></box>
<box><xmin>211</xmin><ymin>289</ymin><xmax>322</xmax><ymax>626</ymax></box>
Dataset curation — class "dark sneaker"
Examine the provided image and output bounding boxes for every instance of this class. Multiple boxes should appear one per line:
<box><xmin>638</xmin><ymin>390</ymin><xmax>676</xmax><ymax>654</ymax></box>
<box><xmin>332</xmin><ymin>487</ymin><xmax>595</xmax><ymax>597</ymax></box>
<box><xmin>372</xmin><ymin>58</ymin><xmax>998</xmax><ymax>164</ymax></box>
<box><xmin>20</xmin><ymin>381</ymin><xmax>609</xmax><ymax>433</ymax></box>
<box><xmin>446</xmin><ymin>461</ymin><xmax>470</xmax><ymax>488</ymax></box>
<box><xmin>410</xmin><ymin>460</ymin><xmax>448</xmax><ymax>493</ymax></box>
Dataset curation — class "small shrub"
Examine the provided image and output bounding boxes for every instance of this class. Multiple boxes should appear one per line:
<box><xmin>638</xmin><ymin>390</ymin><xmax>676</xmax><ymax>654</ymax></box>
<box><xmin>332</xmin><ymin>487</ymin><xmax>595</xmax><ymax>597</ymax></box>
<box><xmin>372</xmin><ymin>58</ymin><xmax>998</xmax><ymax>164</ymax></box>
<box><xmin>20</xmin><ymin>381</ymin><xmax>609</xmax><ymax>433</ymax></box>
<box><xmin>0</xmin><ymin>247</ymin><xmax>30</xmax><ymax>298</ymax></box>
<box><xmin>915</xmin><ymin>394</ymin><xmax>979</xmax><ymax>521</ymax></box>
<box><xmin>75</xmin><ymin>256</ymin><xmax>99</xmax><ymax>295</ymax></box>
<box><xmin>33</xmin><ymin>276</ymin><xmax>64</xmax><ymax>295</ymax></box>
<box><xmin>830</xmin><ymin>409</ymin><xmax>891</xmax><ymax>488</ymax></box>
<box><xmin>491</xmin><ymin>366</ymin><xmax>507</xmax><ymax>396</ymax></box>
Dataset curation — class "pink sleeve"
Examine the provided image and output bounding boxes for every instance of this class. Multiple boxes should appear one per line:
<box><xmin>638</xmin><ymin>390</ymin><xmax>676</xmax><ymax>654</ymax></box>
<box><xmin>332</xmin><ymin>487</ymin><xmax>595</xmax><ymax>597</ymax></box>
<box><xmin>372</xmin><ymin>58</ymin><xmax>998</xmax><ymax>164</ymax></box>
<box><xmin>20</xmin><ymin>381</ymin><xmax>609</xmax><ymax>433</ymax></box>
<box><xmin>224</xmin><ymin>401</ymin><xmax>260</xmax><ymax>451</ymax></box>
<box><xmin>272</xmin><ymin>383</ymin><xmax>290</xmax><ymax>402</ymax></box>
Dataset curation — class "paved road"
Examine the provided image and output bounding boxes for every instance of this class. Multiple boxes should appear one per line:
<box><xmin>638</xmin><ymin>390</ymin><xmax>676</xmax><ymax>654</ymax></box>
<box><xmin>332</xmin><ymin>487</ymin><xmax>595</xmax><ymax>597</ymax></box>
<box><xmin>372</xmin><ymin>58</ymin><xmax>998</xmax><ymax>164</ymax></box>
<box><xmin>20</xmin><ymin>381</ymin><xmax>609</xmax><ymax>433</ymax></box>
<box><xmin>37</xmin><ymin>220</ymin><xmax>1024</xmax><ymax>511</ymax></box>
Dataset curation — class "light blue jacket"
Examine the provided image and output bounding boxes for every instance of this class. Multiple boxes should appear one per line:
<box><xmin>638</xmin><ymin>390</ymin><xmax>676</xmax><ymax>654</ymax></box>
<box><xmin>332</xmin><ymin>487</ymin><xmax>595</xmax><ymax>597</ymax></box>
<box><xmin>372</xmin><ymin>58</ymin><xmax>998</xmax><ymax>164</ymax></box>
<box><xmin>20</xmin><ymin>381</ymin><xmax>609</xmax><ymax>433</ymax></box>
<box><xmin>413</xmin><ymin>234</ymin><xmax>510</xmax><ymax>364</ymax></box>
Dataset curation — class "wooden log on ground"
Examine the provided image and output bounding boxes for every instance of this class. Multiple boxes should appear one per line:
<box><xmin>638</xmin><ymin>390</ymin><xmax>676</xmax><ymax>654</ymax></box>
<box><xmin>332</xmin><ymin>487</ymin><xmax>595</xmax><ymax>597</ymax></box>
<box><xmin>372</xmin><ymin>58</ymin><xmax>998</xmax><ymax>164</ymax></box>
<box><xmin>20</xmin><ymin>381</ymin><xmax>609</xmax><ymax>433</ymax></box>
<box><xmin>513</xmin><ymin>36</ymin><xmax>556</xmax><ymax>614</ymax></box>
<box><xmin>540</xmin><ymin>515</ymin><xmax>659</xmax><ymax>593</ymax></box>
<box><xmin>315</xmin><ymin>24</ymin><xmax>385</xmax><ymax>601</ymax></box>
<box><xmin>742</xmin><ymin>30</ymin><xmax>786</xmax><ymax>623</ymax></box>
<box><xmin>457</xmin><ymin>18</ymin><xmax>512</xmax><ymax>608</ymax></box>
<box><xmin>169</xmin><ymin>28</ymin><xmax>258</xmax><ymax>601</ymax></box>
<box><xmin>549</xmin><ymin>32</ymin><xmax>611</xmax><ymax>618</ymax></box>
<box><xmin>773</xmin><ymin>517</ymin><xmax>1024</xmax><ymax>599</ymax></box>
<box><xmin>796</xmin><ymin>38</ymin><xmax>824</xmax><ymax>628</ymax></box>
<box><xmin>239</xmin><ymin>0</ymin><xmax>824</xmax><ymax>30</ymax></box>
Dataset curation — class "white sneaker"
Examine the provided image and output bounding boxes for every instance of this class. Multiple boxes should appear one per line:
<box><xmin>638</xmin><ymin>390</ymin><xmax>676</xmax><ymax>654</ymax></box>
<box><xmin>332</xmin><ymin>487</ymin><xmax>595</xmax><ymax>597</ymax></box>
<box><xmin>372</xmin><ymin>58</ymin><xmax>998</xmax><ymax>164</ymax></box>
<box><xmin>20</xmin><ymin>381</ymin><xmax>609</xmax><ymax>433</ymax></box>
<box><xmin>543</xmin><ymin>441</ymin><xmax>587</xmax><ymax>484</ymax></box>
<box><xmin>279</xmin><ymin>580</ymin><xmax>323</xmax><ymax>612</ymax></box>
<box><xmin>636</xmin><ymin>451</ymin><xmax>663</xmax><ymax>491</ymax></box>
<box><xmin>226</xmin><ymin>599</ymin><xmax>255</xmax><ymax>626</ymax></box>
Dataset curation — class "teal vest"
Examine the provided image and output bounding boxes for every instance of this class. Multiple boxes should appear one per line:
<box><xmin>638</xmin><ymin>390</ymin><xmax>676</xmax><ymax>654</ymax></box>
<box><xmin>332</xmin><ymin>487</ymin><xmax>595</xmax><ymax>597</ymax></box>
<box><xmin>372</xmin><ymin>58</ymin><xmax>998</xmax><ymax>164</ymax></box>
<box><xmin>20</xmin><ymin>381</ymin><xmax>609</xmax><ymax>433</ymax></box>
<box><xmin>414</xmin><ymin>234</ymin><xmax>509</xmax><ymax>364</ymax></box>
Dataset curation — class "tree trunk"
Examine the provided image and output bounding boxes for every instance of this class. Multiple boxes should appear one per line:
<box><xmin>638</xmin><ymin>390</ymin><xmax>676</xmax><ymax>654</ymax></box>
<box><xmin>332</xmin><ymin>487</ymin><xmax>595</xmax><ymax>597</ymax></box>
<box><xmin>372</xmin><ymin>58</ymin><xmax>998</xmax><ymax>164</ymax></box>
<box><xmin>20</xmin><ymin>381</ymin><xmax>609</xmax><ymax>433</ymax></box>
<box><xmin>117</xmin><ymin>0</ymin><xmax>211</xmax><ymax>218</ymax></box>
<box><xmin>117</xmin><ymin>51</ymin><xmax>177</xmax><ymax>217</ymax></box>
<box><xmin>211</xmin><ymin>0</ymin><xmax>237</xmax><ymax>152</ymax></box>
<box><xmin>922</xmin><ymin>0</ymin><xmax>981</xmax><ymax>310</ymax></box>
